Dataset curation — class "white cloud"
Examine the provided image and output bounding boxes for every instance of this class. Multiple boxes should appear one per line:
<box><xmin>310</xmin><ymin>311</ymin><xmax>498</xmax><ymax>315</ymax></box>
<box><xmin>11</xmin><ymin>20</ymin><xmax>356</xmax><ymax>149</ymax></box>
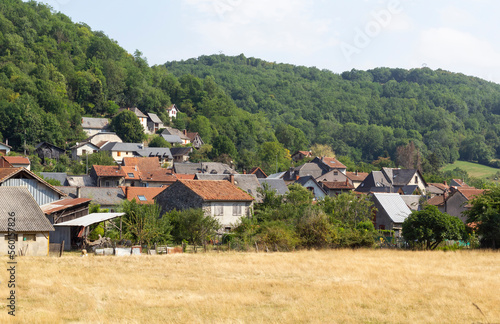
<box><xmin>416</xmin><ymin>27</ymin><xmax>500</xmax><ymax>82</ymax></box>
<box><xmin>182</xmin><ymin>0</ymin><xmax>338</xmax><ymax>57</ymax></box>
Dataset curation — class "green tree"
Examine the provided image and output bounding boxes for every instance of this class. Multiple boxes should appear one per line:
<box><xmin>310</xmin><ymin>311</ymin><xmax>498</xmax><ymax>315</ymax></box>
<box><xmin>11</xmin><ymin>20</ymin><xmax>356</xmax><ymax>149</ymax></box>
<box><xmin>402</xmin><ymin>205</ymin><xmax>465</xmax><ymax>250</ymax></box>
<box><xmin>165</xmin><ymin>209</ymin><xmax>221</xmax><ymax>247</ymax></box>
<box><xmin>318</xmin><ymin>192</ymin><xmax>374</xmax><ymax>227</ymax></box>
<box><xmin>121</xmin><ymin>199</ymin><xmax>171</xmax><ymax>247</ymax></box>
<box><xmin>257</xmin><ymin>141</ymin><xmax>291</xmax><ymax>175</ymax></box>
<box><xmin>210</xmin><ymin>135</ymin><xmax>237</xmax><ymax>159</ymax></box>
<box><xmin>110</xmin><ymin>110</ymin><xmax>145</xmax><ymax>143</ymax></box>
<box><xmin>465</xmin><ymin>187</ymin><xmax>500</xmax><ymax>248</ymax></box>
<box><xmin>148</xmin><ymin>135</ymin><xmax>171</xmax><ymax>148</ymax></box>
<box><xmin>86</xmin><ymin>151</ymin><xmax>115</xmax><ymax>166</ymax></box>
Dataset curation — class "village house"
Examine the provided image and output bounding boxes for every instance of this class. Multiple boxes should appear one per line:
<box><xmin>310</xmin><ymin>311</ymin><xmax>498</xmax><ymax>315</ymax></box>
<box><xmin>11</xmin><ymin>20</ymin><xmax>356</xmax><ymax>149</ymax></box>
<box><xmin>81</xmin><ymin>117</ymin><xmax>110</xmax><ymax>136</ymax></box>
<box><xmin>173</xmin><ymin>161</ymin><xmax>236</xmax><ymax>175</ymax></box>
<box><xmin>122</xmin><ymin>156</ymin><xmax>161</xmax><ymax>171</ymax></box>
<box><xmin>0</xmin><ymin>156</ymin><xmax>31</xmax><ymax>170</ymax></box>
<box><xmin>99</xmin><ymin>142</ymin><xmax>144</xmax><ymax>164</ymax></box>
<box><xmin>258</xmin><ymin>178</ymin><xmax>289</xmax><ymax>196</ymax></box>
<box><xmin>35</xmin><ymin>142</ymin><xmax>66</xmax><ymax>164</ymax></box>
<box><xmin>166</xmin><ymin>104</ymin><xmax>179</xmax><ymax>121</ymax></box>
<box><xmin>435</xmin><ymin>187</ymin><xmax>484</xmax><ymax>223</ymax></box>
<box><xmin>185</xmin><ymin>131</ymin><xmax>204</xmax><ymax>149</ymax></box>
<box><xmin>195</xmin><ymin>174</ymin><xmax>262</xmax><ymax>201</ymax></box>
<box><xmin>146</xmin><ymin>112</ymin><xmax>164</xmax><ymax>134</ymax></box>
<box><xmin>155</xmin><ymin>180</ymin><xmax>254</xmax><ymax>232</ymax></box>
<box><xmin>0</xmin><ymin>141</ymin><xmax>11</xmax><ymax>155</ymax></box>
<box><xmin>170</xmin><ymin>147</ymin><xmax>193</xmax><ymax>162</ymax></box>
<box><xmin>162</xmin><ymin>127</ymin><xmax>191</xmax><ymax>145</ymax></box>
<box><xmin>0</xmin><ymin>187</ymin><xmax>55</xmax><ymax>256</ymax></box>
<box><xmin>139</xmin><ymin>169</ymin><xmax>177</xmax><ymax>187</ymax></box>
<box><xmin>371</xmin><ymin>193</ymin><xmax>412</xmax><ymax>236</ymax></box>
<box><xmin>291</xmin><ymin>150</ymin><xmax>313</xmax><ymax>162</ymax></box>
<box><xmin>71</xmin><ymin>142</ymin><xmax>100</xmax><ymax>160</ymax></box>
<box><xmin>135</xmin><ymin>147</ymin><xmax>173</xmax><ymax>166</ymax></box>
<box><xmin>295</xmin><ymin>175</ymin><xmax>327</xmax><ymax>200</ymax></box>
<box><xmin>321</xmin><ymin>180</ymin><xmax>355</xmax><ymax>196</ymax></box>
<box><xmin>311</xmin><ymin>156</ymin><xmax>347</xmax><ymax>174</ymax></box>
<box><xmin>119</xmin><ymin>107</ymin><xmax>148</xmax><ymax>132</ymax></box>
<box><xmin>0</xmin><ymin>167</ymin><xmax>65</xmax><ymax>205</ymax></box>
<box><xmin>356</xmin><ymin>168</ymin><xmax>427</xmax><ymax>194</ymax></box>
<box><xmin>249</xmin><ymin>167</ymin><xmax>267</xmax><ymax>179</ymax></box>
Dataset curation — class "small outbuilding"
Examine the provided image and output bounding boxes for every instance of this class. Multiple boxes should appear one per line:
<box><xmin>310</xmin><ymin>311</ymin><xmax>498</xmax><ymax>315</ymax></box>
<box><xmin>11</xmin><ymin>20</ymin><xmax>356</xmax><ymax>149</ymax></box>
<box><xmin>0</xmin><ymin>187</ymin><xmax>55</xmax><ymax>256</ymax></box>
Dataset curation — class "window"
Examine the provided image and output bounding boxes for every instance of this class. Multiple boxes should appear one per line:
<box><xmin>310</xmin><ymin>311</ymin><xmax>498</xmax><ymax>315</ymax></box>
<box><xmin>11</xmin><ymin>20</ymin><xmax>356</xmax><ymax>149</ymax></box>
<box><xmin>117</xmin><ymin>151</ymin><xmax>121</xmax><ymax>157</ymax></box>
<box><xmin>138</xmin><ymin>195</ymin><xmax>147</xmax><ymax>201</ymax></box>
<box><xmin>4</xmin><ymin>234</ymin><xmax>18</xmax><ymax>241</ymax></box>
<box><xmin>333</xmin><ymin>171</ymin><xmax>338</xmax><ymax>175</ymax></box>
<box><xmin>23</xmin><ymin>234</ymin><xmax>36</xmax><ymax>241</ymax></box>
<box><xmin>415</xmin><ymin>176</ymin><xmax>418</xmax><ymax>183</ymax></box>
<box><xmin>82</xmin><ymin>149</ymin><xmax>87</xmax><ymax>155</ymax></box>
<box><xmin>105</xmin><ymin>181</ymin><xmax>110</xmax><ymax>187</ymax></box>
<box><xmin>233</xmin><ymin>204</ymin><xmax>242</xmax><ymax>216</ymax></box>
<box><xmin>128</xmin><ymin>173</ymin><xmax>135</xmax><ymax>178</ymax></box>
<box><xmin>215</xmin><ymin>205</ymin><xmax>223</xmax><ymax>216</ymax></box>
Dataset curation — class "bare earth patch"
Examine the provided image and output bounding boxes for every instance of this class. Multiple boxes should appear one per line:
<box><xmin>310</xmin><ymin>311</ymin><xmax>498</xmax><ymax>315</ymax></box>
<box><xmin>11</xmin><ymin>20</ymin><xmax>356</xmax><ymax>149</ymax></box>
<box><xmin>0</xmin><ymin>249</ymin><xmax>499</xmax><ymax>323</ymax></box>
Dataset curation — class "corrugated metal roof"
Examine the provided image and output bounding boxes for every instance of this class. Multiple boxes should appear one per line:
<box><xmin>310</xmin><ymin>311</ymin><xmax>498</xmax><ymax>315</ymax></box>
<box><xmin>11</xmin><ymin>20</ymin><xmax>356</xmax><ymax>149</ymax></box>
<box><xmin>373</xmin><ymin>193</ymin><xmax>412</xmax><ymax>223</ymax></box>
<box><xmin>53</xmin><ymin>212</ymin><xmax>125</xmax><ymax>227</ymax></box>
<box><xmin>0</xmin><ymin>187</ymin><xmax>55</xmax><ymax>232</ymax></box>
<box><xmin>40</xmin><ymin>198</ymin><xmax>92</xmax><ymax>215</ymax></box>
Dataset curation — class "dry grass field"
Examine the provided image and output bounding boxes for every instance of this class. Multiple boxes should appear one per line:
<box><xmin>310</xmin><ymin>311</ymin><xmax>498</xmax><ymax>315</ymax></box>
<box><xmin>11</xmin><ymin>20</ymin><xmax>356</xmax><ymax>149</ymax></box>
<box><xmin>0</xmin><ymin>249</ymin><xmax>499</xmax><ymax>323</ymax></box>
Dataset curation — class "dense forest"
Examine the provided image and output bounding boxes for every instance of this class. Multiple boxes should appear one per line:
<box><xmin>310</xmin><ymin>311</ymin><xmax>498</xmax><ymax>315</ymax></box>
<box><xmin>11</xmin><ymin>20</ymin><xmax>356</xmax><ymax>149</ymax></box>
<box><xmin>165</xmin><ymin>55</ymin><xmax>500</xmax><ymax>169</ymax></box>
<box><xmin>0</xmin><ymin>0</ymin><xmax>278</xmax><ymax>172</ymax></box>
<box><xmin>1</xmin><ymin>0</ymin><xmax>500</xmax><ymax>176</ymax></box>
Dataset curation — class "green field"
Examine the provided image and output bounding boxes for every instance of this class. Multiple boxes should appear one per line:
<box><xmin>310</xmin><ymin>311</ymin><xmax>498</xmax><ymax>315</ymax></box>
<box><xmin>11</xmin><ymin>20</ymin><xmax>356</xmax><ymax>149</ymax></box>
<box><xmin>441</xmin><ymin>160</ymin><xmax>500</xmax><ymax>181</ymax></box>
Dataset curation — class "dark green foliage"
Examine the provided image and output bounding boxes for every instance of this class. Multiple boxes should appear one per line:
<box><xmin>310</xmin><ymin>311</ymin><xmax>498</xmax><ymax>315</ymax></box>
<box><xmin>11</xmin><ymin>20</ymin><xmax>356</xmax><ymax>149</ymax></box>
<box><xmin>164</xmin><ymin>208</ymin><xmax>221</xmax><ymax>246</ymax></box>
<box><xmin>402</xmin><ymin>205</ymin><xmax>465</xmax><ymax>250</ymax></box>
<box><xmin>465</xmin><ymin>187</ymin><xmax>500</xmax><ymax>248</ymax></box>
<box><xmin>166</xmin><ymin>54</ymin><xmax>500</xmax><ymax>165</ymax></box>
<box><xmin>148</xmin><ymin>135</ymin><xmax>171</xmax><ymax>148</ymax></box>
<box><xmin>121</xmin><ymin>199</ymin><xmax>171</xmax><ymax>246</ymax></box>
<box><xmin>86</xmin><ymin>150</ymin><xmax>115</xmax><ymax>166</ymax></box>
<box><xmin>110</xmin><ymin>110</ymin><xmax>145</xmax><ymax>143</ymax></box>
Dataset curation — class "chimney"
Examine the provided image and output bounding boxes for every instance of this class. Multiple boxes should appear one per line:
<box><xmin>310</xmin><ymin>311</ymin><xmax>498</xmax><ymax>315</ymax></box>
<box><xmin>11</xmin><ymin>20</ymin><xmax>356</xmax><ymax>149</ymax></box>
<box><xmin>443</xmin><ymin>180</ymin><xmax>447</xmax><ymax>186</ymax></box>
<box><xmin>183</xmin><ymin>129</ymin><xmax>187</xmax><ymax>135</ymax></box>
<box><xmin>243</xmin><ymin>169</ymin><xmax>246</xmax><ymax>174</ymax></box>
<box><xmin>5</xmin><ymin>139</ymin><xmax>8</xmax><ymax>146</ymax></box>
<box><xmin>229</xmin><ymin>174</ymin><xmax>234</xmax><ymax>184</ymax></box>
<box><xmin>76</xmin><ymin>186</ymin><xmax>81</xmax><ymax>198</ymax></box>
<box><xmin>355</xmin><ymin>170</ymin><xmax>358</xmax><ymax>176</ymax></box>
<box><xmin>125</xmin><ymin>186</ymin><xmax>129</xmax><ymax>198</ymax></box>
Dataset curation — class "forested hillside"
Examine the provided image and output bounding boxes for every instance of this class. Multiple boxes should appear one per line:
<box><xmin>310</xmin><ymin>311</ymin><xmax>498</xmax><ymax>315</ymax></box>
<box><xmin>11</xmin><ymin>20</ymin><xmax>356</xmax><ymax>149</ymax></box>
<box><xmin>165</xmin><ymin>54</ymin><xmax>500</xmax><ymax>168</ymax></box>
<box><xmin>2</xmin><ymin>0</ymin><xmax>500</xmax><ymax>176</ymax></box>
<box><xmin>0</xmin><ymin>0</ymin><xmax>278</xmax><ymax>171</ymax></box>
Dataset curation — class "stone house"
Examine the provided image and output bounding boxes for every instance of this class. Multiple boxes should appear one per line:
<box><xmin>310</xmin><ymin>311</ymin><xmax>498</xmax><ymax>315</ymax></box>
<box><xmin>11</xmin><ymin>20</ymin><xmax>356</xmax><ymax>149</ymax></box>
<box><xmin>155</xmin><ymin>180</ymin><xmax>254</xmax><ymax>231</ymax></box>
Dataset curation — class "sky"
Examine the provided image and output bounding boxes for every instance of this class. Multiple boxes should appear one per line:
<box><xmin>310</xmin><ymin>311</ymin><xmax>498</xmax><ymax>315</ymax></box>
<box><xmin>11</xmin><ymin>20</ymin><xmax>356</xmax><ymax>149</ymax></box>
<box><xmin>37</xmin><ymin>0</ymin><xmax>500</xmax><ymax>83</ymax></box>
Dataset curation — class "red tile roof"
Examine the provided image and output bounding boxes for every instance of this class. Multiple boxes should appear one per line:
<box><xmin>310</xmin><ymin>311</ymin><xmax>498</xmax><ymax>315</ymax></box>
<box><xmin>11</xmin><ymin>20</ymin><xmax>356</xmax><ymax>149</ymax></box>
<box><xmin>92</xmin><ymin>165</ymin><xmax>126</xmax><ymax>177</ymax></box>
<box><xmin>121</xmin><ymin>186</ymin><xmax>167</xmax><ymax>204</ymax></box>
<box><xmin>322</xmin><ymin>181</ymin><xmax>354</xmax><ymax>190</ymax></box>
<box><xmin>40</xmin><ymin>198</ymin><xmax>92</xmax><ymax>214</ymax></box>
<box><xmin>139</xmin><ymin>170</ymin><xmax>177</xmax><ymax>183</ymax></box>
<box><xmin>3</xmin><ymin>156</ymin><xmax>30</xmax><ymax>165</ymax></box>
<box><xmin>458</xmin><ymin>188</ymin><xmax>485</xmax><ymax>201</ymax></box>
<box><xmin>346</xmin><ymin>171</ymin><xmax>369</xmax><ymax>182</ymax></box>
<box><xmin>122</xmin><ymin>166</ymin><xmax>140</xmax><ymax>180</ymax></box>
<box><xmin>174</xmin><ymin>174</ymin><xmax>196</xmax><ymax>180</ymax></box>
<box><xmin>429</xmin><ymin>183</ymin><xmax>450</xmax><ymax>191</ymax></box>
<box><xmin>427</xmin><ymin>195</ymin><xmax>445</xmax><ymax>207</ymax></box>
<box><xmin>122</xmin><ymin>157</ymin><xmax>161</xmax><ymax>171</ymax></box>
<box><xmin>179</xmin><ymin>180</ymin><xmax>254</xmax><ymax>202</ymax></box>
<box><xmin>321</xmin><ymin>157</ymin><xmax>346</xmax><ymax>169</ymax></box>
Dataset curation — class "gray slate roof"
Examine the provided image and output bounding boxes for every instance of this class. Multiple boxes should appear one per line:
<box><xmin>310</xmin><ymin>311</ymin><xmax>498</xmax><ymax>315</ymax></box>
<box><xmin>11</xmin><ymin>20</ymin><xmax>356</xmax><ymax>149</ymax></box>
<box><xmin>100</xmin><ymin>142</ymin><xmax>143</xmax><ymax>152</ymax></box>
<box><xmin>161</xmin><ymin>134</ymin><xmax>183</xmax><ymax>144</ymax></box>
<box><xmin>173</xmin><ymin>162</ymin><xmax>237</xmax><ymax>175</ymax></box>
<box><xmin>39</xmin><ymin>172</ymin><xmax>68</xmax><ymax>186</ymax></box>
<box><xmin>82</xmin><ymin>117</ymin><xmax>110</xmax><ymax>129</ymax></box>
<box><xmin>259</xmin><ymin>178</ymin><xmax>289</xmax><ymax>195</ymax></box>
<box><xmin>162</xmin><ymin>127</ymin><xmax>190</xmax><ymax>140</ymax></box>
<box><xmin>56</xmin><ymin>186</ymin><xmax>125</xmax><ymax>206</ymax></box>
<box><xmin>400</xmin><ymin>195</ymin><xmax>421</xmax><ymax>211</ymax></box>
<box><xmin>66</xmin><ymin>175</ymin><xmax>95</xmax><ymax>187</ymax></box>
<box><xmin>147</xmin><ymin>113</ymin><xmax>163</xmax><ymax>124</ymax></box>
<box><xmin>170</xmin><ymin>147</ymin><xmax>192</xmax><ymax>157</ymax></box>
<box><xmin>135</xmin><ymin>148</ymin><xmax>173</xmax><ymax>159</ymax></box>
<box><xmin>0</xmin><ymin>187</ymin><xmax>55</xmax><ymax>232</ymax></box>
<box><xmin>373</xmin><ymin>193</ymin><xmax>412</xmax><ymax>223</ymax></box>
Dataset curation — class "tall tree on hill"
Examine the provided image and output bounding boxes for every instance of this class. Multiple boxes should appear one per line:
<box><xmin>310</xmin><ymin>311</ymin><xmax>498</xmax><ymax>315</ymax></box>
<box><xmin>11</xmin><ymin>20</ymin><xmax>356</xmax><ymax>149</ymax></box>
<box><xmin>110</xmin><ymin>110</ymin><xmax>145</xmax><ymax>143</ymax></box>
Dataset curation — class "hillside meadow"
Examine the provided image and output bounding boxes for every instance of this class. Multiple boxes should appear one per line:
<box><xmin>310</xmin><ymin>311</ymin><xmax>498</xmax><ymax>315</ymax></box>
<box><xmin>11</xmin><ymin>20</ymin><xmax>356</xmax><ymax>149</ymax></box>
<box><xmin>0</xmin><ymin>249</ymin><xmax>499</xmax><ymax>323</ymax></box>
<box><xmin>441</xmin><ymin>160</ymin><xmax>500</xmax><ymax>182</ymax></box>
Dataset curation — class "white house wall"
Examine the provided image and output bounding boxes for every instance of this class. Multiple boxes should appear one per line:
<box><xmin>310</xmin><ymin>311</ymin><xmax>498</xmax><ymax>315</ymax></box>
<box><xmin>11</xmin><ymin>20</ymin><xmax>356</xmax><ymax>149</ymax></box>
<box><xmin>0</xmin><ymin>232</ymin><xmax>50</xmax><ymax>256</ymax></box>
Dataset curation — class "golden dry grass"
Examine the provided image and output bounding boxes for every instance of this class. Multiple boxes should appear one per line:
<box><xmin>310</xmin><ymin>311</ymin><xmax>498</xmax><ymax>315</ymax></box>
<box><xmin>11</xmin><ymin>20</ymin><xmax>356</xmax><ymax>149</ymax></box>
<box><xmin>0</xmin><ymin>249</ymin><xmax>499</xmax><ymax>323</ymax></box>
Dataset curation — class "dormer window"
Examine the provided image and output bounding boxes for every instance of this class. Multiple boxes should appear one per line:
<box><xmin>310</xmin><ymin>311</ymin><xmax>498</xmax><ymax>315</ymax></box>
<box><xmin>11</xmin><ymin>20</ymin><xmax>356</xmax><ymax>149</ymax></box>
<box><xmin>138</xmin><ymin>195</ymin><xmax>147</xmax><ymax>201</ymax></box>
